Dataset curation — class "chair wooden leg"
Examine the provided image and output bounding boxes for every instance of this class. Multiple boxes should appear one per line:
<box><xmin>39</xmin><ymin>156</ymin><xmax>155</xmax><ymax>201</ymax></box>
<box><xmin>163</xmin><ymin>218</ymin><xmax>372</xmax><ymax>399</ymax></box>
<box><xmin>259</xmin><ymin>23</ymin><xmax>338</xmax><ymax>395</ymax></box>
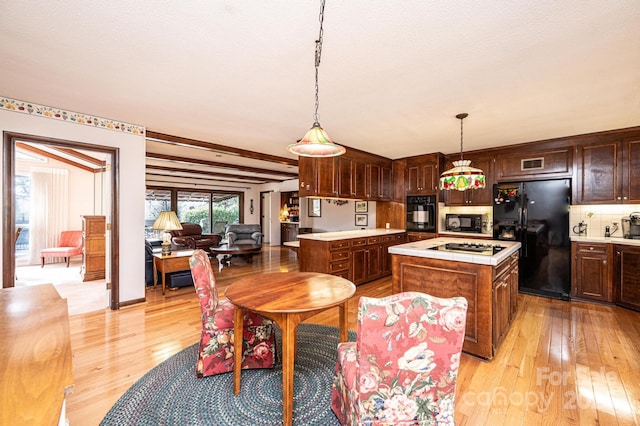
<box><xmin>41</xmin><ymin>257</ymin><xmax>44</xmax><ymax>268</ymax></box>
<box><xmin>66</xmin><ymin>257</ymin><xmax>70</xmax><ymax>267</ymax></box>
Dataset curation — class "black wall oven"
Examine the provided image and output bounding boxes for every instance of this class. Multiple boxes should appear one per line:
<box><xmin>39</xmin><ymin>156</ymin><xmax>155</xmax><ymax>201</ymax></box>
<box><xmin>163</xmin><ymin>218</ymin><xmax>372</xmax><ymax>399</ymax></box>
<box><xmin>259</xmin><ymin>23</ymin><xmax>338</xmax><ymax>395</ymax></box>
<box><xmin>406</xmin><ymin>195</ymin><xmax>436</xmax><ymax>232</ymax></box>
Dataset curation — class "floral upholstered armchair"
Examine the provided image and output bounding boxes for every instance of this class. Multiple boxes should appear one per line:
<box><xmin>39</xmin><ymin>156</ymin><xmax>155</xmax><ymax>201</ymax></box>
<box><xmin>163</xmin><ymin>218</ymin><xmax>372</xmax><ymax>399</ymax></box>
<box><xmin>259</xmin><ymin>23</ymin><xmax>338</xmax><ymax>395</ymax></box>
<box><xmin>189</xmin><ymin>249</ymin><xmax>276</xmax><ymax>377</ymax></box>
<box><xmin>331</xmin><ymin>292</ymin><xmax>468</xmax><ymax>425</ymax></box>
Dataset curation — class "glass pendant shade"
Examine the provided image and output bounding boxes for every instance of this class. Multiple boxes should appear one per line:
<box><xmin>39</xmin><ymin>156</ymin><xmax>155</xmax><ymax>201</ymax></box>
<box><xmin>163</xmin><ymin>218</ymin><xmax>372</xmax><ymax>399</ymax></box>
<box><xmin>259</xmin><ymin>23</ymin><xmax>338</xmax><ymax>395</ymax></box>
<box><xmin>439</xmin><ymin>159</ymin><xmax>486</xmax><ymax>191</ymax></box>
<box><xmin>288</xmin><ymin>122</ymin><xmax>346</xmax><ymax>157</ymax></box>
<box><xmin>439</xmin><ymin>112</ymin><xmax>485</xmax><ymax>191</ymax></box>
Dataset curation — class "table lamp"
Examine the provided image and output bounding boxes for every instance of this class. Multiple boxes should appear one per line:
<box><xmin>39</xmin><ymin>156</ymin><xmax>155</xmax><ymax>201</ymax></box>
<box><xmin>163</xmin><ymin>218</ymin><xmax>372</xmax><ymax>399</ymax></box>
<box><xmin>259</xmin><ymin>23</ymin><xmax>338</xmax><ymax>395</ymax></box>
<box><xmin>152</xmin><ymin>211</ymin><xmax>183</xmax><ymax>255</ymax></box>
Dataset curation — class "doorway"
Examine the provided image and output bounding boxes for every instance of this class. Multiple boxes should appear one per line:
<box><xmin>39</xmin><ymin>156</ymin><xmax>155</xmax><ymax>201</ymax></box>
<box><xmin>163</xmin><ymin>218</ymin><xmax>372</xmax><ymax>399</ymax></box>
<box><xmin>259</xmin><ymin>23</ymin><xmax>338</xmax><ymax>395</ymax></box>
<box><xmin>2</xmin><ymin>132</ymin><xmax>120</xmax><ymax>310</ymax></box>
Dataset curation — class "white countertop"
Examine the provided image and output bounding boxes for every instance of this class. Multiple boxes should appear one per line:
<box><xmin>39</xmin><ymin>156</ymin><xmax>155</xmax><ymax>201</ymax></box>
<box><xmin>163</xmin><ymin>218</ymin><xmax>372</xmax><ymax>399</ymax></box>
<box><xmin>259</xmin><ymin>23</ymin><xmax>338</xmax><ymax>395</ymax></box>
<box><xmin>438</xmin><ymin>230</ymin><xmax>493</xmax><ymax>238</ymax></box>
<box><xmin>570</xmin><ymin>235</ymin><xmax>640</xmax><ymax>246</ymax></box>
<box><xmin>297</xmin><ymin>228</ymin><xmax>406</xmax><ymax>241</ymax></box>
<box><xmin>389</xmin><ymin>237</ymin><xmax>521</xmax><ymax>266</ymax></box>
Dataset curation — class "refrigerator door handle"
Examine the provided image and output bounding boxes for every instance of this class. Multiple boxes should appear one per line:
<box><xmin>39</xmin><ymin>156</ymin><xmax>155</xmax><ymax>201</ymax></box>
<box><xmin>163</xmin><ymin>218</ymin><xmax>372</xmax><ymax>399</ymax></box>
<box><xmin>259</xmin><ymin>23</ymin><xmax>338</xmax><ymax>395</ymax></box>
<box><xmin>518</xmin><ymin>207</ymin><xmax>522</xmax><ymax>225</ymax></box>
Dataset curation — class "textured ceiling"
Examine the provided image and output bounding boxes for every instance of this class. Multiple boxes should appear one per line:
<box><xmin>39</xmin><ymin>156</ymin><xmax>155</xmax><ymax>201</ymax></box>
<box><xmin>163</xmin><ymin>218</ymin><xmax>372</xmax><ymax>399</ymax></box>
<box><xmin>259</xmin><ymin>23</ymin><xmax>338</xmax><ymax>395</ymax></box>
<box><xmin>2</xmin><ymin>1</ymin><xmax>639</xmax><ymax>161</ymax></box>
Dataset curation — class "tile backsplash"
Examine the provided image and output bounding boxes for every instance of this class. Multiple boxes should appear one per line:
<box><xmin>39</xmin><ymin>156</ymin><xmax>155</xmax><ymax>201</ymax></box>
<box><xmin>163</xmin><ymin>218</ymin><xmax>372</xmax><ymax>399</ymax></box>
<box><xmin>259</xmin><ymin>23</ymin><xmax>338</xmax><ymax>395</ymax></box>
<box><xmin>570</xmin><ymin>204</ymin><xmax>640</xmax><ymax>238</ymax></box>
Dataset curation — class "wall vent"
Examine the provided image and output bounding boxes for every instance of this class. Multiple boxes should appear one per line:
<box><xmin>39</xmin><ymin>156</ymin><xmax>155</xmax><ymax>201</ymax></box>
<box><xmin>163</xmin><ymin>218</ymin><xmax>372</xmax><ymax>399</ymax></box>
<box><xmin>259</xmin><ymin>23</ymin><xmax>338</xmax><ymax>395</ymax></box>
<box><xmin>521</xmin><ymin>157</ymin><xmax>544</xmax><ymax>171</ymax></box>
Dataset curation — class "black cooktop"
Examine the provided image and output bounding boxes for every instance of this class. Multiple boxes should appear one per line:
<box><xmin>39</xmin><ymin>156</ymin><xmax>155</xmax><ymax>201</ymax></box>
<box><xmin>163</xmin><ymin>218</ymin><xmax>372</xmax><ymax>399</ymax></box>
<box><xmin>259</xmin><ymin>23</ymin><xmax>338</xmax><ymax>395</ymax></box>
<box><xmin>429</xmin><ymin>242</ymin><xmax>505</xmax><ymax>256</ymax></box>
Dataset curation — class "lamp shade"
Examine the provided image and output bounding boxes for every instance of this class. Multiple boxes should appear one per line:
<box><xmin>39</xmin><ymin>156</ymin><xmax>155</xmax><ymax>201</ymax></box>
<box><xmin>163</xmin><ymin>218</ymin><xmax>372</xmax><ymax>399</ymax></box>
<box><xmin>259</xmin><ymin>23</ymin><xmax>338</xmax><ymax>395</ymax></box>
<box><xmin>151</xmin><ymin>211</ymin><xmax>183</xmax><ymax>232</ymax></box>
<box><xmin>288</xmin><ymin>123</ymin><xmax>346</xmax><ymax>157</ymax></box>
<box><xmin>439</xmin><ymin>160</ymin><xmax>486</xmax><ymax>191</ymax></box>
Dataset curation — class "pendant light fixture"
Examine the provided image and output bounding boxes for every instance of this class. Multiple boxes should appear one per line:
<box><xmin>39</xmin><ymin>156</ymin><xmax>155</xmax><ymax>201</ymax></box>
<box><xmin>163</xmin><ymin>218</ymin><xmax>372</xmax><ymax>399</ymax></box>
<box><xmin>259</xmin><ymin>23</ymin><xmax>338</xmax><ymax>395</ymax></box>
<box><xmin>287</xmin><ymin>0</ymin><xmax>345</xmax><ymax>157</ymax></box>
<box><xmin>439</xmin><ymin>113</ymin><xmax>486</xmax><ymax>191</ymax></box>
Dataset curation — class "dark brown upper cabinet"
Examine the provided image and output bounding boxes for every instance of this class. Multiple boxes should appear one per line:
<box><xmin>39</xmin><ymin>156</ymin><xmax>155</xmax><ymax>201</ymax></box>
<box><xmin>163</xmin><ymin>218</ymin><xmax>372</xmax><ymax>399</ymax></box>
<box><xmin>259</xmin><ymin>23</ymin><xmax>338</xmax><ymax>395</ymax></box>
<box><xmin>575</xmin><ymin>138</ymin><xmax>640</xmax><ymax>204</ymax></box>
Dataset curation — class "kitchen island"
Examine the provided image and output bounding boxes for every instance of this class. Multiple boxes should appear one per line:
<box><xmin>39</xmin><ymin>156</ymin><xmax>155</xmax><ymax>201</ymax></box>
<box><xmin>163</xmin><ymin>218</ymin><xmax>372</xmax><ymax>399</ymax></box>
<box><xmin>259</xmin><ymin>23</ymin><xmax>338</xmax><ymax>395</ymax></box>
<box><xmin>298</xmin><ymin>228</ymin><xmax>406</xmax><ymax>285</ymax></box>
<box><xmin>389</xmin><ymin>237</ymin><xmax>521</xmax><ymax>359</ymax></box>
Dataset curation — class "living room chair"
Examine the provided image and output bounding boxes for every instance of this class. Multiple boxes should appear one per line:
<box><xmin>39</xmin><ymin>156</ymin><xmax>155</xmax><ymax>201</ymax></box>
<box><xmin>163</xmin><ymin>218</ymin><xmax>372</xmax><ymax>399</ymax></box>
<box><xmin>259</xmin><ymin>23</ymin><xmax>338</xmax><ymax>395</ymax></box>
<box><xmin>40</xmin><ymin>230</ymin><xmax>83</xmax><ymax>267</ymax></box>
<box><xmin>225</xmin><ymin>224</ymin><xmax>263</xmax><ymax>245</ymax></box>
<box><xmin>189</xmin><ymin>249</ymin><xmax>276</xmax><ymax>378</ymax></box>
<box><xmin>170</xmin><ymin>222</ymin><xmax>221</xmax><ymax>251</ymax></box>
<box><xmin>331</xmin><ymin>292</ymin><xmax>468</xmax><ymax>425</ymax></box>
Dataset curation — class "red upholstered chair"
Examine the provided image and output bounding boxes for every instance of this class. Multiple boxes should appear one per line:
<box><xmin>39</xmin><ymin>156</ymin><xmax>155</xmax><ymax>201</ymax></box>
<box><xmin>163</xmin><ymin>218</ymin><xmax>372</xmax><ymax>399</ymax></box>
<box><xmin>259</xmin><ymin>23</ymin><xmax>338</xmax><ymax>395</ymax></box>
<box><xmin>331</xmin><ymin>292</ymin><xmax>468</xmax><ymax>425</ymax></box>
<box><xmin>188</xmin><ymin>249</ymin><xmax>276</xmax><ymax>378</ymax></box>
<box><xmin>40</xmin><ymin>230</ymin><xmax>83</xmax><ymax>267</ymax></box>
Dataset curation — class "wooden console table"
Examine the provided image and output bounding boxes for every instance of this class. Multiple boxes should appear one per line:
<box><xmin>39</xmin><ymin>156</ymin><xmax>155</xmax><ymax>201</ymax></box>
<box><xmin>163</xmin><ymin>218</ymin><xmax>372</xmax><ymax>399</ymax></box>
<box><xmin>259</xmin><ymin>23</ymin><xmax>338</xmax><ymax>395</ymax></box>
<box><xmin>0</xmin><ymin>284</ymin><xmax>74</xmax><ymax>425</ymax></box>
<box><xmin>153</xmin><ymin>250</ymin><xmax>194</xmax><ymax>295</ymax></box>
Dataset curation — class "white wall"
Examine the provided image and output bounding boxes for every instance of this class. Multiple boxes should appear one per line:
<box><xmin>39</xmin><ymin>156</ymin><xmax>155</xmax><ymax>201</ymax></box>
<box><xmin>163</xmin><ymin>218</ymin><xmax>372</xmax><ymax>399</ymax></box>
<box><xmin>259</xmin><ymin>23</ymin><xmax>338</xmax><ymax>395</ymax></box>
<box><xmin>299</xmin><ymin>198</ymin><xmax>377</xmax><ymax>232</ymax></box>
<box><xmin>1</xmin><ymin>105</ymin><xmax>146</xmax><ymax>304</ymax></box>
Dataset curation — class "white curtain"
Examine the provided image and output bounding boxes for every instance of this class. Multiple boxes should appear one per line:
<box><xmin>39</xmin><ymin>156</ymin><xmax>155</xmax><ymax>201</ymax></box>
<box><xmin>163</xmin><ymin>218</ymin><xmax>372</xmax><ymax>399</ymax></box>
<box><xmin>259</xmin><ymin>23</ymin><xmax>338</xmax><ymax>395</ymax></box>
<box><xmin>28</xmin><ymin>167</ymin><xmax>69</xmax><ymax>265</ymax></box>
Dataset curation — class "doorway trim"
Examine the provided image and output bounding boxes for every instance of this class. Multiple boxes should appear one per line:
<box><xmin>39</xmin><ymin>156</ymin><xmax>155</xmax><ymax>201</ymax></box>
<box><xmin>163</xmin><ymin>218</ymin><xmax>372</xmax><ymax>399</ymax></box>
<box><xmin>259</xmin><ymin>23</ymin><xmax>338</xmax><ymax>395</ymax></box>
<box><xmin>2</xmin><ymin>131</ymin><xmax>120</xmax><ymax>309</ymax></box>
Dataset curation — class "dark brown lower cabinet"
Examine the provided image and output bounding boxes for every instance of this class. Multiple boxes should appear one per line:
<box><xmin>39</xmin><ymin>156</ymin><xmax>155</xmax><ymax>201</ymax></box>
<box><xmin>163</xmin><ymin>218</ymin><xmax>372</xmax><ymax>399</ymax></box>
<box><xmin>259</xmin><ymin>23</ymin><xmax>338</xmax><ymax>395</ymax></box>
<box><xmin>614</xmin><ymin>244</ymin><xmax>640</xmax><ymax>311</ymax></box>
<box><xmin>299</xmin><ymin>232</ymin><xmax>405</xmax><ymax>285</ymax></box>
<box><xmin>571</xmin><ymin>242</ymin><xmax>613</xmax><ymax>302</ymax></box>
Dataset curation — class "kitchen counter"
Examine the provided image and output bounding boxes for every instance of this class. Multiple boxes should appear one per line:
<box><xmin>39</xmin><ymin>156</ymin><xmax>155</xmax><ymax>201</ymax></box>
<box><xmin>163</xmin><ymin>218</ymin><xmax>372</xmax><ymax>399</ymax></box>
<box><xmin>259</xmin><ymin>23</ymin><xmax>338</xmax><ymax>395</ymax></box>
<box><xmin>297</xmin><ymin>228</ymin><xmax>406</xmax><ymax>241</ymax></box>
<box><xmin>389</xmin><ymin>237</ymin><xmax>521</xmax><ymax>266</ymax></box>
<box><xmin>570</xmin><ymin>235</ymin><xmax>640</xmax><ymax>246</ymax></box>
<box><xmin>438</xmin><ymin>230</ymin><xmax>493</xmax><ymax>238</ymax></box>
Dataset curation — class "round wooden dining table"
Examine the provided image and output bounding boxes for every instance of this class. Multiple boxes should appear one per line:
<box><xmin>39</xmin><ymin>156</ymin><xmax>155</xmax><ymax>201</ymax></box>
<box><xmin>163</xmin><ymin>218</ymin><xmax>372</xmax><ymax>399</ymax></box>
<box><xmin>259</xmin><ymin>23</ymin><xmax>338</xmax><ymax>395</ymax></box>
<box><xmin>224</xmin><ymin>272</ymin><xmax>356</xmax><ymax>426</ymax></box>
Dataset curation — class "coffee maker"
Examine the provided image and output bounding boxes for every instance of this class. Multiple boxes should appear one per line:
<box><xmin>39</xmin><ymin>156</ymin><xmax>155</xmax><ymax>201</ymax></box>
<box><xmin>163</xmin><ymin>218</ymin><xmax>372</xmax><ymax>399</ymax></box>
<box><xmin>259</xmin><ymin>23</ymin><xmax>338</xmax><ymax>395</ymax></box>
<box><xmin>622</xmin><ymin>212</ymin><xmax>640</xmax><ymax>239</ymax></box>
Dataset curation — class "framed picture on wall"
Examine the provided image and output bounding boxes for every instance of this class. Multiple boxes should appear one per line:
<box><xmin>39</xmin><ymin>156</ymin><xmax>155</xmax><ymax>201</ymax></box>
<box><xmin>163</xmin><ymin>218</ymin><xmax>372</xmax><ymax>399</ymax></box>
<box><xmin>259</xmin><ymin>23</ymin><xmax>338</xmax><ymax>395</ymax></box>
<box><xmin>355</xmin><ymin>201</ymin><xmax>368</xmax><ymax>213</ymax></box>
<box><xmin>355</xmin><ymin>214</ymin><xmax>368</xmax><ymax>226</ymax></box>
<box><xmin>308</xmin><ymin>198</ymin><xmax>321</xmax><ymax>217</ymax></box>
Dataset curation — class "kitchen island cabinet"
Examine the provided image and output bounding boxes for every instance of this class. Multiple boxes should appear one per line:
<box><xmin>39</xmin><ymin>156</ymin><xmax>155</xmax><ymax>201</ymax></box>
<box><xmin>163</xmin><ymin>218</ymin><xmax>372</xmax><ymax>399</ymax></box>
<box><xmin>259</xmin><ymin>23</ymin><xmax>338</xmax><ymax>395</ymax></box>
<box><xmin>298</xmin><ymin>229</ymin><xmax>405</xmax><ymax>284</ymax></box>
<box><xmin>389</xmin><ymin>237</ymin><xmax>520</xmax><ymax>359</ymax></box>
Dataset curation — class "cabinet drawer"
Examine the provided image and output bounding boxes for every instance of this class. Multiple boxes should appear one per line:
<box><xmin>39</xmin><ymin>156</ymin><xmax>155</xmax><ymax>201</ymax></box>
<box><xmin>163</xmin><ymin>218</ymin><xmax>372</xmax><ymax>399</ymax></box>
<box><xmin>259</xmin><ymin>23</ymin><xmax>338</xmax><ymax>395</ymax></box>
<box><xmin>575</xmin><ymin>242</ymin><xmax>608</xmax><ymax>254</ymax></box>
<box><xmin>333</xmin><ymin>270</ymin><xmax>350</xmax><ymax>280</ymax></box>
<box><xmin>330</xmin><ymin>260</ymin><xmax>350</xmax><ymax>273</ymax></box>
<box><xmin>330</xmin><ymin>251</ymin><xmax>350</xmax><ymax>261</ymax></box>
<box><xmin>330</xmin><ymin>241</ymin><xmax>350</xmax><ymax>251</ymax></box>
<box><xmin>367</xmin><ymin>236</ymin><xmax>381</xmax><ymax>245</ymax></box>
<box><xmin>351</xmin><ymin>238</ymin><xmax>367</xmax><ymax>247</ymax></box>
<box><xmin>381</xmin><ymin>235</ymin><xmax>394</xmax><ymax>243</ymax></box>
<box><xmin>494</xmin><ymin>259</ymin><xmax>511</xmax><ymax>280</ymax></box>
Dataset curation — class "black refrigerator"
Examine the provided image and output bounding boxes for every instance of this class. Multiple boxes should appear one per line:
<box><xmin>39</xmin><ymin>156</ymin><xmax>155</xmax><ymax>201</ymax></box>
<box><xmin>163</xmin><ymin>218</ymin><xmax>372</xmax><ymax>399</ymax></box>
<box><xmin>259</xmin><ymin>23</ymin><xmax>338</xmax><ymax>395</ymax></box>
<box><xmin>493</xmin><ymin>179</ymin><xmax>571</xmax><ymax>300</ymax></box>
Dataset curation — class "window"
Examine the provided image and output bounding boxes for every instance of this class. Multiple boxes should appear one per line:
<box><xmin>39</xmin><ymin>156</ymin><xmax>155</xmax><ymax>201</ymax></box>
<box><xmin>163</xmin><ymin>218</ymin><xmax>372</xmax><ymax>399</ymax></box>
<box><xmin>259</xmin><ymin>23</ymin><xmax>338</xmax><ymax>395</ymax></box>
<box><xmin>145</xmin><ymin>189</ymin><xmax>171</xmax><ymax>238</ymax></box>
<box><xmin>15</xmin><ymin>174</ymin><xmax>31</xmax><ymax>261</ymax></box>
<box><xmin>145</xmin><ymin>188</ymin><xmax>241</xmax><ymax>237</ymax></box>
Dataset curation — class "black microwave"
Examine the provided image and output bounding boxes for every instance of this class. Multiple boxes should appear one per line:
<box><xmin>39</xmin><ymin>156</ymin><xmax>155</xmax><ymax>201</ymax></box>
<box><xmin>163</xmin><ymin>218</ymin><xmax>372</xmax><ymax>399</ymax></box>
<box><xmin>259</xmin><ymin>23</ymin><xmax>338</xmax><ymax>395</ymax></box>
<box><xmin>445</xmin><ymin>214</ymin><xmax>485</xmax><ymax>233</ymax></box>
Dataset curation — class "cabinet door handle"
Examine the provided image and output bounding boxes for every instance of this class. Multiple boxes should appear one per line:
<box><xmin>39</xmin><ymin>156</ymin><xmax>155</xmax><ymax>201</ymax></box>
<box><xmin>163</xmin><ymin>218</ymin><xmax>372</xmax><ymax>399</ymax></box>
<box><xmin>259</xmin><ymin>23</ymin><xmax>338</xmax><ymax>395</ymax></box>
<box><xmin>623</xmin><ymin>196</ymin><xmax>628</xmax><ymax>200</ymax></box>
<box><xmin>603</xmin><ymin>260</ymin><xmax>607</xmax><ymax>265</ymax></box>
<box><xmin>589</xmin><ymin>247</ymin><xmax>594</xmax><ymax>250</ymax></box>
<box><xmin>617</xmin><ymin>196</ymin><xmax>622</xmax><ymax>200</ymax></box>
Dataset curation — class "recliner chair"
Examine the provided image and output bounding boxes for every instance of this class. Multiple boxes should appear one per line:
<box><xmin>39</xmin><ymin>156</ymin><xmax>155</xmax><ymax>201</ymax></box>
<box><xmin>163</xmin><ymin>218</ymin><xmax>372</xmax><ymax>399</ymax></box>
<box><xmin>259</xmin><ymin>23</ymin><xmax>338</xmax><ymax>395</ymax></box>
<box><xmin>225</xmin><ymin>224</ymin><xmax>263</xmax><ymax>245</ymax></box>
<box><xmin>169</xmin><ymin>222</ymin><xmax>221</xmax><ymax>251</ymax></box>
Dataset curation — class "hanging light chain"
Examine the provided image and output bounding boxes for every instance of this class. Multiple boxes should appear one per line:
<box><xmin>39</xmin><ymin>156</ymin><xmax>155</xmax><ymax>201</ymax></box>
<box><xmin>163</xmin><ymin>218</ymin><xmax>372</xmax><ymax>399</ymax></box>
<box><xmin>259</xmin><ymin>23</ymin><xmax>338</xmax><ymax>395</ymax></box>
<box><xmin>313</xmin><ymin>0</ymin><xmax>326</xmax><ymax>123</ymax></box>
<box><xmin>459</xmin><ymin>115</ymin><xmax>464</xmax><ymax>160</ymax></box>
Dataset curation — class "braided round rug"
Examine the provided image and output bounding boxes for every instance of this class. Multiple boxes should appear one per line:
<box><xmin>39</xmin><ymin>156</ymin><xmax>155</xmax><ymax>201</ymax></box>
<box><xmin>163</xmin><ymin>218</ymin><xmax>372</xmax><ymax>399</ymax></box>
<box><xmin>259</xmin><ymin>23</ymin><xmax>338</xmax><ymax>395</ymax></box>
<box><xmin>101</xmin><ymin>323</ymin><xmax>355</xmax><ymax>426</ymax></box>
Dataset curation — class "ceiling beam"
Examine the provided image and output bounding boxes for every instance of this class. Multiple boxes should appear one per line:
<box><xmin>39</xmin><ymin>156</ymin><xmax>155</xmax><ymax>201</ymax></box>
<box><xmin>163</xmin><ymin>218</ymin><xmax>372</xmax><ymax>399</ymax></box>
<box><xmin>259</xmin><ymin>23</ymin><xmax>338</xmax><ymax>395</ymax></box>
<box><xmin>146</xmin><ymin>152</ymin><xmax>298</xmax><ymax>178</ymax></box>
<box><xmin>145</xmin><ymin>164</ymin><xmax>283</xmax><ymax>183</ymax></box>
<box><xmin>16</xmin><ymin>142</ymin><xmax>98</xmax><ymax>173</ymax></box>
<box><xmin>145</xmin><ymin>172</ymin><xmax>268</xmax><ymax>185</ymax></box>
<box><xmin>53</xmin><ymin>147</ymin><xmax>106</xmax><ymax>167</ymax></box>
<box><xmin>146</xmin><ymin>130</ymin><xmax>298</xmax><ymax>167</ymax></box>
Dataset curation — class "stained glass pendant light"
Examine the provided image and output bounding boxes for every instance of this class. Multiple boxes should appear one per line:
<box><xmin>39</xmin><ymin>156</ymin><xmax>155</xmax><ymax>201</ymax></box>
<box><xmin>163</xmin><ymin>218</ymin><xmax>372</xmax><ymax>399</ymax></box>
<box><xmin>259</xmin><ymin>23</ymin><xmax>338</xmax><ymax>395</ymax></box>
<box><xmin>287</xmin><ymin>0</ymin><xmax>345</xmax><ymax>157</ymax></box>
<box><xmin>439</xmin><ymin>113</ymin><xmax>486</xmax><ymax>191</ymax></box>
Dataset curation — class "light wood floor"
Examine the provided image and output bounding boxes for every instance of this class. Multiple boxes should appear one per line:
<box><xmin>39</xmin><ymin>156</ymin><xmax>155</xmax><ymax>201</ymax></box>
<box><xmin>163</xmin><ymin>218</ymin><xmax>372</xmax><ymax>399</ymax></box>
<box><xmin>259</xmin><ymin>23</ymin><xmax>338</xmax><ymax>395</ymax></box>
<box><xmin>65</xmin><ymin>247</ymin><xmax>640</xmax><ymax>425</ymax></box>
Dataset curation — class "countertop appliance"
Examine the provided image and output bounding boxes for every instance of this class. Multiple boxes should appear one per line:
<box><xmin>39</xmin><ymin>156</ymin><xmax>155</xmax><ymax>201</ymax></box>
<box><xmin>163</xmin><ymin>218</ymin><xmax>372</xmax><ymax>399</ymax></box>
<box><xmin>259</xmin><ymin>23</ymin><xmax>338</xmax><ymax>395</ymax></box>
<box><xmin>622</xmin><ymin>212</ymin><xmax>640</xmax><ymax>239</ymax></box>
<box><xmin>428</xmin><ymin>242</ymin><xmax>504</xmax><ymax>256</ymax></box>
<box><xmin>445</xmin><ymin>214</ymin><xmax>485</xmax><ymax>233</ymax></box>
<box><xmin>406</xmin><ymin>195</ymin><xmax>436</xmax><ymax>233</ymax></box>
<box><xmin>493</xmin><ymin>179</ymin><xmax>571</xmax><ymax>300</ymax></box>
